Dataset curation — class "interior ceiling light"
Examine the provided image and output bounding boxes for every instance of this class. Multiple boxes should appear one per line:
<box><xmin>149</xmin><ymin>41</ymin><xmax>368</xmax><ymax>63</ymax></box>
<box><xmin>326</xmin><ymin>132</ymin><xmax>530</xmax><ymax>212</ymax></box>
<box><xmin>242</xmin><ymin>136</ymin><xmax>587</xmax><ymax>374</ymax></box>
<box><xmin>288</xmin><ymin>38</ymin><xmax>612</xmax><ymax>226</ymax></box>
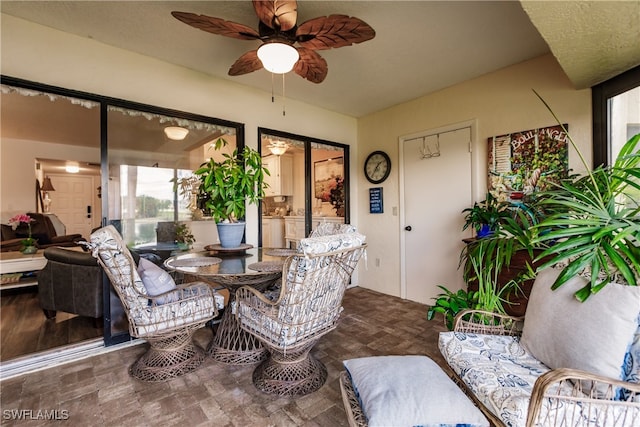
<box><xmin>164</xmin><ymin>126</ymin><xmax>189</xmax><ymax>140</ymax></box>
<box><xmin>257</xmin><ymin>42</ymin><xmax>299</xmax><ymax>74</ymax></box>
<box><xmin>65</xmin><ymin>162</ymin><xmax>80</xmax><ymax>173</ymax></box>
<box><xmin>268</xmin><ymin>140</ymin><xmax>290</xmax><ymax>156</ymax></box>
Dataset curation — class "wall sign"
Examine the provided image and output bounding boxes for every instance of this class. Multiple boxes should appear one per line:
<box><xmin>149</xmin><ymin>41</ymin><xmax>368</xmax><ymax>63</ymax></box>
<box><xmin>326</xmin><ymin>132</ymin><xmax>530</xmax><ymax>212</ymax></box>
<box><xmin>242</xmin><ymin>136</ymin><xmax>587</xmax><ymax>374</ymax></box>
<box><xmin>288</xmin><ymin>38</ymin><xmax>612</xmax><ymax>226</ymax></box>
<box><xmin>369</xmin><ymin>187</ymin><xmax>383</xmax><ymax>213</ymax></box>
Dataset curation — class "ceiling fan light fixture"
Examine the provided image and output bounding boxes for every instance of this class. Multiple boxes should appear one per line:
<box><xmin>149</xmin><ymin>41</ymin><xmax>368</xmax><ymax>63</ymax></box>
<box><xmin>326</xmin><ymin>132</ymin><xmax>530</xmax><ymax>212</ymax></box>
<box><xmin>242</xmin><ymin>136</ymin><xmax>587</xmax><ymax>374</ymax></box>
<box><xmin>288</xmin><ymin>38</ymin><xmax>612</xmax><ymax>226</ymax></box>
<box><xmin>164</xmin><ymin>126</ymin><xmax>189</xmax><ymax>140</ymax></box>
<box><xmin>268</xmin><ymin>140</ymin><xmax>290</xmax><ymax>156</ymax></box>
<box><xmin>257</xmin><ymin>42</ymin><xmax>299</xmax><ymax>74</ymax></box>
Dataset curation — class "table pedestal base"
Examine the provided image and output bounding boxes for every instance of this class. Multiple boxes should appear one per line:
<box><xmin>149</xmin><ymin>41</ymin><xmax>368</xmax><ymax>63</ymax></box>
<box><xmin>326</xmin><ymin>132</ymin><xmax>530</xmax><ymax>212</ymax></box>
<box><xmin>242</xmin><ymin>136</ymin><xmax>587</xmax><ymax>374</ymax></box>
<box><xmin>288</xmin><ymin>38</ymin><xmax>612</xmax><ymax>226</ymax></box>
<box><xmin>207</xmin><ymin>304</ymin><xmax>268</xmax><ymax>365</ymax></box>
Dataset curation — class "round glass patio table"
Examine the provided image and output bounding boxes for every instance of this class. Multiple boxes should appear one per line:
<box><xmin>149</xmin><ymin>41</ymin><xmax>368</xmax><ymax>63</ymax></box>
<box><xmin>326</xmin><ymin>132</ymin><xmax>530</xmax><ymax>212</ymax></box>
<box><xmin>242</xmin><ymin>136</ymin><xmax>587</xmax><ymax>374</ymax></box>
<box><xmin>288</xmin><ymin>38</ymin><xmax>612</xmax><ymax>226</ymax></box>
<box><xmin>164</xmin><ymin>247</ymin><xmax>289</xmax><ymax>365</ymax></box>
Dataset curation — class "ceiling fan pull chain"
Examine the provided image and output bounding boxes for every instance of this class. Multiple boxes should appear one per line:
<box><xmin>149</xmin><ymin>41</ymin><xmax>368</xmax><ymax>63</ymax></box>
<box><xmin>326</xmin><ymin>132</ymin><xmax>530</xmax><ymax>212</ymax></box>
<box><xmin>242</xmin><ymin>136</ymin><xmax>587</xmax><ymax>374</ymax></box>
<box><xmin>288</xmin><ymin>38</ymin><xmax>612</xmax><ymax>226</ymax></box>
<box><xmin>282</xmin><ymin>73</ymin><xmax>286</xmax><ymax>116</ymax></box>
<box><xmin>271</xmin><ymin>73</ymin><xmax>275</xmax><ymax>103</ymax></box>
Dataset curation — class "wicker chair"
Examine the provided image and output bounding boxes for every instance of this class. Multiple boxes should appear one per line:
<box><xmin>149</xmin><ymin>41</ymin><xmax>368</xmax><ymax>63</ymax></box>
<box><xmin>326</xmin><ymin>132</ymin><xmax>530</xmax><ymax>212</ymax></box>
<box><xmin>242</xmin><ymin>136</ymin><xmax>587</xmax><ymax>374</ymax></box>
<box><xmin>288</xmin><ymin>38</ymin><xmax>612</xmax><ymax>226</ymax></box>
<box><xmin>89</xmin><ymin>225</ymin><xmax>218</xmax><ymax>382</ymax></box>
<box><xmin>448</xmin><ymin>310</ymin><xmax>640</xmax><ymax>427</ymax></box>
<box><xmin>236</xmin><ymin>232</ymin><xmax>366</xmax><ymax>396</ymax></box>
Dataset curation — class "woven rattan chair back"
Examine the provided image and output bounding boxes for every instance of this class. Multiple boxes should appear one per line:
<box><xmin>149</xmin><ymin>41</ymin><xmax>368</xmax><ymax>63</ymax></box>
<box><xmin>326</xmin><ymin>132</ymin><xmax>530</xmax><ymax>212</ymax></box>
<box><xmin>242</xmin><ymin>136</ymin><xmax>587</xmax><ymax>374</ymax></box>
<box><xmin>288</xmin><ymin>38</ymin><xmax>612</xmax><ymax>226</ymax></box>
<box><xmin>89</xmin><ymin>225</ymin><xmax>217</xmax><ymax>381</ymax></box>
<box><xmin>236</xmin><ymin>232</ymin><xmax>366</xmax><ymax>396</ymax></box>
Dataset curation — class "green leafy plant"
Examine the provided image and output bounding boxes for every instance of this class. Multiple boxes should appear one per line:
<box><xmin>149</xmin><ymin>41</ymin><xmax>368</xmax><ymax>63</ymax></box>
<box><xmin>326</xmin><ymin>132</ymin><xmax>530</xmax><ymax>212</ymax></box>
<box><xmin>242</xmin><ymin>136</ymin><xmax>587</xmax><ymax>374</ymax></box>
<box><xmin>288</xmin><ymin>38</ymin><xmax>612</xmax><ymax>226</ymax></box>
<box><xmin>430</xmin><ymin>238</ymin><xmax>534</xmax><ymax>330</ymax></box>
<box><xmin>174</xmin><ymin>222</ymin><xmax>195</xmax><ymax>248</ymax></box>
<box><xmin>530</xmin><ymin>91</ymin><xmax>640</xmax><ymax>301</ymax></box>
<box><xmin>193</xmin><ymin>137</ymin><xmax>269</xmax><ymax>223</ymax></box>
<box><xmin>427</xmin><ymin>286</ymin><xmax>478</xmax><ymax>331</ymax></box>
<box><xmin>462</xmin><ymin>192</ymin><xmax>510</xmax><ymax>237</ymax></box>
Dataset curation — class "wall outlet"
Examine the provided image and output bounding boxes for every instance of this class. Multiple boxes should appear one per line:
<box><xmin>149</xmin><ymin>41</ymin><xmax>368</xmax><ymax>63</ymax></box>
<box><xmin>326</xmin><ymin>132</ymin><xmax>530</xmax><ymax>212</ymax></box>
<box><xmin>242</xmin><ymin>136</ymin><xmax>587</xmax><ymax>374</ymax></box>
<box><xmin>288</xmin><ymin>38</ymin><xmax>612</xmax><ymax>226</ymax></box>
<box><xmin>375</xmin><ymin>258</ymin><xmax>380</xmax><ymax>267</ymax></box>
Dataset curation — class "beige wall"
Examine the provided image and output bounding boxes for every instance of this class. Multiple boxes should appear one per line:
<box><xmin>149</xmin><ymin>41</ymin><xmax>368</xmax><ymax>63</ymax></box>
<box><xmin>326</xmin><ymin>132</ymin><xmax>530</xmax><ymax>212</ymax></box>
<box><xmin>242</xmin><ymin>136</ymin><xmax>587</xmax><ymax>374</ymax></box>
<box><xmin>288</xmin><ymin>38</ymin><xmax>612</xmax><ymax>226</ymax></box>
<box><xmin>2</xmin><ymin>16</ymin><xmax>595</xmax><ymax>301</ymax></box>
<box><xmin>356</xmin><ymin>54</ymin><xmax>592</xmax><ymax>299</ymax></box>
<box><xmin>0</xmin><ymin>15</ymin><xmax>358</xmax><ymax>253</ymax></box>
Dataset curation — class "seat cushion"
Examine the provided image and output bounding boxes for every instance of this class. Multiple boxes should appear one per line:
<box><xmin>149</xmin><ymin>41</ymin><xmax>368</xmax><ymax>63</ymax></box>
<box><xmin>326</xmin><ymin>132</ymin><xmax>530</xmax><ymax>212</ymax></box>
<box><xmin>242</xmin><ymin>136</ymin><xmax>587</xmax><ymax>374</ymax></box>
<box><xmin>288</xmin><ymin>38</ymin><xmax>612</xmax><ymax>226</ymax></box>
<box><xmin>343</xmin><ymin>355</ymin><xmax>488</xmax><ymax>427</ymax></box>
<box><xmin>439</xmin><ymin>332</ymin><xmax>550</xmax><ymax>426</ymax></box>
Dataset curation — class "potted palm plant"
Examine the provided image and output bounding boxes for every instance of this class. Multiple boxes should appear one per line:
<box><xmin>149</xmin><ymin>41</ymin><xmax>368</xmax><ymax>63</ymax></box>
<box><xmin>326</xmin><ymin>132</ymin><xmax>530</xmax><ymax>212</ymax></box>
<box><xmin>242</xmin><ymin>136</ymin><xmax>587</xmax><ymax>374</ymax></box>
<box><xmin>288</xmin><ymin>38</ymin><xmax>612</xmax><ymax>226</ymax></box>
<box><xmin>192</xmin><ymin>137</ymin><xmax>269</xmax><ymax>248</ymax></box>
<box><xmin>530</xmin><ymin>94</ymin><xmax>640</xmax><ymax>301</ymax></box>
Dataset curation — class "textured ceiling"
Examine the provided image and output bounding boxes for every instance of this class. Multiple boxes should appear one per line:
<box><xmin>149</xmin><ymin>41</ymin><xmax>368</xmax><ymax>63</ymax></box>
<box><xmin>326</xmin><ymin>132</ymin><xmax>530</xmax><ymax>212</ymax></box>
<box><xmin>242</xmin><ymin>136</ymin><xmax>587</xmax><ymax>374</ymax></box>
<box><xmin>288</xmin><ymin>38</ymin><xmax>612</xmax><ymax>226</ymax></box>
<box><xmin>521</xmin><ymin>0</ymin><xmax>640</xmax><ymax>89</ymax></box>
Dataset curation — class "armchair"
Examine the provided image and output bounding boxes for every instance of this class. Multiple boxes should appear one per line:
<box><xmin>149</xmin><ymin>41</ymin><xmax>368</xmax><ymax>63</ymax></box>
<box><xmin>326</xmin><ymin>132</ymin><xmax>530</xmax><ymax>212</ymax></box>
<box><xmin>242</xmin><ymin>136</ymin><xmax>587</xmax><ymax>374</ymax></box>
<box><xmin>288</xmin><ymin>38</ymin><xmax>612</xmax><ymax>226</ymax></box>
<box><xmin>236</xmin><ymin>232</ymin><xmax>366</xmax><ymax>396</ymax></box>
<box><xmin>89</xmin><ymin>225</ymin><xmax>218</xmax><ymax>381</ymax></box>
<box><xmin>38</xmin><ymin>247</ymin><xmax>103</xmax><ymax>326</ymax></box>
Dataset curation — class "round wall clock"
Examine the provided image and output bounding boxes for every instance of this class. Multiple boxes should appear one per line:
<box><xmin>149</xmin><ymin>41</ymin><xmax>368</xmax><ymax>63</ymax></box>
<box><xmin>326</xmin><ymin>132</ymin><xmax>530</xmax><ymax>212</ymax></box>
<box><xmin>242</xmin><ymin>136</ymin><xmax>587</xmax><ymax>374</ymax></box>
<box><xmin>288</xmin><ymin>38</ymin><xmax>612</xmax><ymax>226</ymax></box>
<box><xmin>364</xmin><ymin>151</ymin><xmax>391</xmax><ymax>184</ymax></box>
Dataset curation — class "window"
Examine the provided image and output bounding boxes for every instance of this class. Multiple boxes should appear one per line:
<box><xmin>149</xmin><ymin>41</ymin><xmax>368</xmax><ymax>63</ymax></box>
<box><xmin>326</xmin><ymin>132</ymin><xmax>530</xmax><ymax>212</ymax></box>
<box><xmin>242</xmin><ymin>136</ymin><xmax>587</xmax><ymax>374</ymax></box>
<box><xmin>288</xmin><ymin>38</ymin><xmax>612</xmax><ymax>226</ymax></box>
<box><xmin>592</xmin><ymin>65</ymin><xmax>640</xmax><ymax>167</ymax></box>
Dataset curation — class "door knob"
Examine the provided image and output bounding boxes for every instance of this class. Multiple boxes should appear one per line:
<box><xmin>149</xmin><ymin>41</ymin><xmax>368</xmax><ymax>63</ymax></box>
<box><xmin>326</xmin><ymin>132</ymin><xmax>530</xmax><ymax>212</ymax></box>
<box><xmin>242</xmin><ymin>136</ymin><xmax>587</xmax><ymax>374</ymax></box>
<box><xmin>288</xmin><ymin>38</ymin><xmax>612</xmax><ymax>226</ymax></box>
<box><xmin>404</xmin><ymin>226</ymin><xmax>412</xmax><ymax>231</ymax></box>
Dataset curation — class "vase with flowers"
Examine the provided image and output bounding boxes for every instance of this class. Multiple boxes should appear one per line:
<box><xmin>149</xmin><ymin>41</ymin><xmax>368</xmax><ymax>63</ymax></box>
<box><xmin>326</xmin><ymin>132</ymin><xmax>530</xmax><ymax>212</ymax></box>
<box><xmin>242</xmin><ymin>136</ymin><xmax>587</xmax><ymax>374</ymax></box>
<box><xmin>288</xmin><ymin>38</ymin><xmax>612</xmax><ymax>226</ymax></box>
<box><xmin>8</xmin><ymin>213</ymin><xmax>37</xmax><ymax>254</ymax></box>
<box><xmin>329</xmin><ymin>176</ymin><xmax>345</xmax><ymax>217</ymax></box>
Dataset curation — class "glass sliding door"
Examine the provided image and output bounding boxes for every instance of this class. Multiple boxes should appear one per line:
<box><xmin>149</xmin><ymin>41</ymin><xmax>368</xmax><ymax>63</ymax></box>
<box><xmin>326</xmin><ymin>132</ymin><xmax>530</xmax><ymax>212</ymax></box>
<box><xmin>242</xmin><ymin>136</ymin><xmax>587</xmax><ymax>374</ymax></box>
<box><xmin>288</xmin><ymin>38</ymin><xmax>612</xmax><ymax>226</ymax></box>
<box><xmin>104</xmin><ymin>103</ymin><xmax>242</xmax><ymax>343</ymax></box>
<box><xmin>258</xmin><ymin>128</ymin><xmax>349</xmax><ymax>249</ymax></box>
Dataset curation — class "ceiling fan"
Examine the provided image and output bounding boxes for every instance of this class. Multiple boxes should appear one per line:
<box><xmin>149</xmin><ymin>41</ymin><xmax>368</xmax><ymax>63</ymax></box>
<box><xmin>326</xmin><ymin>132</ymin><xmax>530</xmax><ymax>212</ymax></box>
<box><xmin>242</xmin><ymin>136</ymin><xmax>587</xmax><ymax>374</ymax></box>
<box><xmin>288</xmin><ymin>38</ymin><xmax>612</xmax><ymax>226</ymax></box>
<box><xmin>172</xmin><ymin>0</ymin><xmax>375</xmax><ymax>83</ymax></box>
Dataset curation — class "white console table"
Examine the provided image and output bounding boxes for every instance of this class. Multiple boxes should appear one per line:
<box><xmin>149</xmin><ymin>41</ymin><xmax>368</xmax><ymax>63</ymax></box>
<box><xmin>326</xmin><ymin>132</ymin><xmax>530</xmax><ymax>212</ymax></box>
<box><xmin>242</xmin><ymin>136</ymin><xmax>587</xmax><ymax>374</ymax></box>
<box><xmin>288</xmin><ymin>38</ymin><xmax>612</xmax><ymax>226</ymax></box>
<box><xmin>0</xmin><ymin>250</ymin><xmax>47</xmax><ymax>290</ymax></box>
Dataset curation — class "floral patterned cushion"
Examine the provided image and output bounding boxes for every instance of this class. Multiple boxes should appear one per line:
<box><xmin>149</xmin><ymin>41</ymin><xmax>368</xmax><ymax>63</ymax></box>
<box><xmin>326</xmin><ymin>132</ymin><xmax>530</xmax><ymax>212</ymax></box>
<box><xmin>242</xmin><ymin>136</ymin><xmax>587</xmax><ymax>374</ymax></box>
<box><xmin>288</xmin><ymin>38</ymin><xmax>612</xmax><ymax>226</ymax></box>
<box><xmin>440</xmin><ymin>332</ymin><xmax>549</xmax><ymax>427</ymax></box>
<box><xmin>298</xmin><ymin>232</ymin><xmax>365</xmax><ymax>256</ymax></box>
<box><xmin>309</xmin><ymin>222</ymin><xmax>357</xmax><ymax>237</ymax></box>
<box><xmin>621</xmin><ymin>313</ymin><xmax>640</xmax><ymax>399</ymax></box>
<box><xmin>439</xmin><ymin>331</ymin><xmax>639</xmax><ymax>426</ymax></box>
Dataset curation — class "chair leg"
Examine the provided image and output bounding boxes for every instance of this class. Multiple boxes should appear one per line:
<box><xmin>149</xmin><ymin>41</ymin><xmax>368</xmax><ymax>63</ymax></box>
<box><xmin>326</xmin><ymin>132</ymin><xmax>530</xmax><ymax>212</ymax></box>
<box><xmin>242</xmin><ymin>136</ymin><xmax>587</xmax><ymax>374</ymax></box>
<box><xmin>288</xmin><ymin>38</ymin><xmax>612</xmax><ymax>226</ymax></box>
<box><xmin>252</xmin><ymin>340</ymin><xmax>327</xmax><ymax>396</ymax></box>
<box><xmin>129</xmin><ymin>327</ymin><xmax>205</xmax><ymax>382</ymax></box>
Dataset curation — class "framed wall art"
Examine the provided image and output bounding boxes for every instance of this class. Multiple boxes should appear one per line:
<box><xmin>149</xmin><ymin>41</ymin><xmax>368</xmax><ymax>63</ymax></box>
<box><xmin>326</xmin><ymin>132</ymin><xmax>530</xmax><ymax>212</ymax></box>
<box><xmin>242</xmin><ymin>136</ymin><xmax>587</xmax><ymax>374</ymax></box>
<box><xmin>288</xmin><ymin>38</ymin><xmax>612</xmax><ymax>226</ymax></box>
<box><xmin>488</xmin><ymin>124</ymin><xmax>569</xmax><ymax>202</ymax></box>
<box><xmin>314</xmin><ymin>157</ymin><xmax>344</xmax><ymax>202</ymax></box>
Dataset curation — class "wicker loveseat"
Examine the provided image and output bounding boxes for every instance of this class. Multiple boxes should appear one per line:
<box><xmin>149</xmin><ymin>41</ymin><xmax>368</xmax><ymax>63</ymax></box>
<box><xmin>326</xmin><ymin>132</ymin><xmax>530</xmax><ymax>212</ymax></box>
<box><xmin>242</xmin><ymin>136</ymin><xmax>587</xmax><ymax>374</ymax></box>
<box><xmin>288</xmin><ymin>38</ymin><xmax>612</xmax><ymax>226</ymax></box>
<box><xmin>439</xmin><ymin>268</ymin><xmax>640</xmax><ymax>426</ymax></box>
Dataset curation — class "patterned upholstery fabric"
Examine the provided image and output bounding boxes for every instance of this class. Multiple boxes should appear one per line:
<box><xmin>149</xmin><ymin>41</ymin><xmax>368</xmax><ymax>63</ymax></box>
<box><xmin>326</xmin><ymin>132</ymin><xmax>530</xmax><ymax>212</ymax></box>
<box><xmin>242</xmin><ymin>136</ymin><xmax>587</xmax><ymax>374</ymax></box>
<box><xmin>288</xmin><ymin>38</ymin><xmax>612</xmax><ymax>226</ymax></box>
<box><xmin>309</xmin><ymin>222</ymin><xmax>357</xmax><ymax>237</ymax></box>
<box><xmin>622</xmin><ymin>313</ymin><xmax>640</xmax><ymax>398</ymax></box>
<box><xmin>439</xmin><ymin>331</ymin><xmax>640</xmax><ymax>426</ymax></box>
<box><xmin>89</xmin><ymin>225</ymin><xmax>216</xmax><ymax>338</ymax></box>
<box><xmin>237</xmin><ymin>232</ymin><xmax>366</xmax><ymax>348</ymax></box>
<box><xmin>297</xmin><ymin>231</ymin><xmax>365</xmax><ymax>256</ymax></box>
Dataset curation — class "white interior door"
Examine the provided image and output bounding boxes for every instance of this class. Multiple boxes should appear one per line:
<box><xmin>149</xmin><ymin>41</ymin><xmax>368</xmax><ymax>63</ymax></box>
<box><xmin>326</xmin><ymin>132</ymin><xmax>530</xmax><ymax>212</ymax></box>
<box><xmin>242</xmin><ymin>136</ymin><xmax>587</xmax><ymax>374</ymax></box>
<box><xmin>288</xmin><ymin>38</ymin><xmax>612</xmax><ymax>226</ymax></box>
<box><xmin>49</xmin><ymin>174</ymin><xmax>96</xmax><ymax>238</ymax></box>
<box><xmin>400</xmin><ymin>123</ymin><xmax>474</xmax><ymax>305</ymax></box>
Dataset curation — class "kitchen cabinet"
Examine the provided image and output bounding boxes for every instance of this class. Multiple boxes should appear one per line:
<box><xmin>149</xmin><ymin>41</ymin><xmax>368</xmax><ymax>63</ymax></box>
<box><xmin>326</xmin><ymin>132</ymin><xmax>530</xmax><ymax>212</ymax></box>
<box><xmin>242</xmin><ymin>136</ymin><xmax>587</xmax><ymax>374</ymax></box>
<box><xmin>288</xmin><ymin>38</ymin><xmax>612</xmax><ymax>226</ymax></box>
<box><xmin>284</xmin><ymin>216</ymin><xmax>344</xmax><ymax>248</ymax></box>
<box><xmin>262</xmin><ymin>217</ymin><xmax>285</xmax><ymax>248</ymax></box>
<box><xmin>263</xmin><ymin>154</ymin><xmax>293</xmax><ymax>196</ymax></box>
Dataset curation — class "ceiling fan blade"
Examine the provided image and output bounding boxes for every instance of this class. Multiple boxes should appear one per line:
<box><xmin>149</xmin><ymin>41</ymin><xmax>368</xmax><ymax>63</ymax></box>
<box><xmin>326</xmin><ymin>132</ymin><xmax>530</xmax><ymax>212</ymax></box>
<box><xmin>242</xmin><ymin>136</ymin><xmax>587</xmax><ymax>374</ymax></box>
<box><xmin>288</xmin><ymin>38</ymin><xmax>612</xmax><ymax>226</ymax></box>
<box><xmin>252</xmin><ymin>0</ymin><xmax>298</xmax><ymax>32</ymax></box>
<box><xmin>172</xmin><ymin>11</ymin><xmax>260</xmax><ymax>40</ymax></box>
<box><xmin>228</xmin><ymin>50</ymin><xmax>264</xmax><ymax>76</ymax></box>
<box><xmin>296</xmin><ymin>15</ymin><xmax>376</xmax><ymax>50</ymax></box>
<box><xmin>293</xmin><ymin>48</ymin><xmax>328</xmax><ymax>84</ymax></box>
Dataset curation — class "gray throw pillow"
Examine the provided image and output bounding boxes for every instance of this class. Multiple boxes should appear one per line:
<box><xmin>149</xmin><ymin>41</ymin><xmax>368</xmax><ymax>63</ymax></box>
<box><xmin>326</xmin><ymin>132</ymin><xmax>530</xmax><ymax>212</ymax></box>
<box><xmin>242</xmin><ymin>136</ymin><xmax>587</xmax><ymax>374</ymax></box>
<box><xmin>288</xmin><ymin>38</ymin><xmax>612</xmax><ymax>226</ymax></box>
<box><xmin>137</xmin><ymin>257</ymin><xmax>177</xmax><ymax>304</ymax></box>
<box><xmin>521</xmin><ymin>268</ymin><xmax>640</xmax><ymax>384</ymax></box>
<box><xmin>343</xmin><ymin>355</ymin><xmax>488</xmax><ymax>427</ymax></box>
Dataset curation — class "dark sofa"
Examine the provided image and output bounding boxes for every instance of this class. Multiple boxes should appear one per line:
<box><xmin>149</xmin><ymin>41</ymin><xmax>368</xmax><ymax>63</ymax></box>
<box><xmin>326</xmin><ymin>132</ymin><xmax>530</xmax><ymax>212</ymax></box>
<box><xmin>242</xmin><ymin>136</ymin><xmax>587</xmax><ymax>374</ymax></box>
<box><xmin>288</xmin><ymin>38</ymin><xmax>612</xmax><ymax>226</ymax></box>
<box><xmin>1</xmin><ymin>212</ymin><xmax>84</xmax><ymax>252</ymax></box>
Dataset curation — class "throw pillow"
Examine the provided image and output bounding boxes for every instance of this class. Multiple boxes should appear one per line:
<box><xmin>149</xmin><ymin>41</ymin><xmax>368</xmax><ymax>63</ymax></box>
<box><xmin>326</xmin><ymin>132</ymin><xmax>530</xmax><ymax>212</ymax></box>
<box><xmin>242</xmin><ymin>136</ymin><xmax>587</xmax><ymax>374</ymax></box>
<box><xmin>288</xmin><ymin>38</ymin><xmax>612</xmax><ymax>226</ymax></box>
<box><xmin>137</xmin><ymin>257</ymin><xmax>177</xmax><ymax>304</ymax></box>
<box><xmin>343</xmin><ymin>355</ymin><xmax>488</xmax><ymax>427</ymax></box>
<box><xmin>521</xmin><ymin>268</ymin><xmax>640</xmax><ymax>385</ymax></box>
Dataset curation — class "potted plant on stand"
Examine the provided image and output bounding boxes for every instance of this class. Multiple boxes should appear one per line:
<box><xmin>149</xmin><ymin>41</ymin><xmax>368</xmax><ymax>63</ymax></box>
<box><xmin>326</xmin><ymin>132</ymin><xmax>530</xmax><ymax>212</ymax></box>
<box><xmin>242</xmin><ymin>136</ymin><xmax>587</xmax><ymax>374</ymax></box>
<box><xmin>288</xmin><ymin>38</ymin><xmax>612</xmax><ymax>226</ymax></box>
<box><xmin>193</xmin><ymin>138</ymin><xmax>269</xmax><ymax>248</ymax></box>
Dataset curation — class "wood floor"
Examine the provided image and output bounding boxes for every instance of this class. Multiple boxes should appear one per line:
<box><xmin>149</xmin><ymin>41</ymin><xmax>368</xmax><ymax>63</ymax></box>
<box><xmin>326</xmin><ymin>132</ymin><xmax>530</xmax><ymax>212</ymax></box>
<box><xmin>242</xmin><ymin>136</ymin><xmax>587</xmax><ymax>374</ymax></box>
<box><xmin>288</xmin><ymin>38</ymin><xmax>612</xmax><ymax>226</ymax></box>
<box><xmin>1</xmin><ymin>286</ymin><xmax>103</xmax><ymax>362</ymax></box>
<box><xmin>0</xmin><ymin>287</ymin><xmax>447</xmax><ymax>426</ymax></box>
